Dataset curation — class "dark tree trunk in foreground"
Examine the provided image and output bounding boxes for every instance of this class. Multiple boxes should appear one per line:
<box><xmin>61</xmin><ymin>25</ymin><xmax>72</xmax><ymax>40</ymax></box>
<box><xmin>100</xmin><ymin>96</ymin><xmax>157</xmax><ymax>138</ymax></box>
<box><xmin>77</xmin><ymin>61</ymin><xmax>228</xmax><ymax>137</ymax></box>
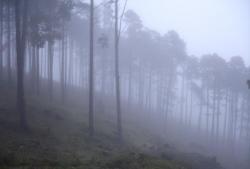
<box><xmin>0</xmin><ymin>0</ymin><xmax>3</xmax><ymax>81</ymax></box>
<box><xmin>7</xmin><ymin>1</ymin><xmax>12</xmax><ymax>86</ymax></box>
<box><xmin>115</xmin><ymin>0</ymin><xmax>122</xmax><ymax>141</ymax></box>
<box><xmin>88</xmin><ymin>0</ymin><xmax>94</xmax><ymax>137</ymax></box>
<box><xmin>15</xmin><ymin>0</ymin><xmax>29</xmax><ymax>130</ymax></box>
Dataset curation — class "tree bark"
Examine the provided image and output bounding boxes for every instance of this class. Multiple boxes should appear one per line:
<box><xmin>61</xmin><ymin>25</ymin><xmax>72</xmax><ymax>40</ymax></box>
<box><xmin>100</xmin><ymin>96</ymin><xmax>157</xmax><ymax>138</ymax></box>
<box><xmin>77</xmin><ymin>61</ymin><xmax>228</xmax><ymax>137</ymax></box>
<box><xmin>88</xmin><ymin>0</ymin><xmax>94</xmax><ymax>137</ymax></box>
<box><xmin>48</xmin><ymin>41</ymin><xmax>54</xmax><ymax>100</ymax></box>
<box><xmin>198</xmin><ymin>83</ymin><xmax>204</xmax><ymax>132</ymax></box>
<box><xmin>15</xmin><ymin>0</ymin><xmax>29</xmax><ymax>130</ymax></box>
<box><xmin>36</xmin><ymin>47</ymin><xmax>40</xmax><ymax>95</ymax></box>
<box><xmin>61</xmin><ymin>34</ymin><xmax>65</xmax><ymax>103</ymax></box>
<box><xmin>115</xmin><ymin>0</ymin><xmax>122</xmax><ymax>141</ymax></box>
<box><xmin>0</xmin><ymin>0</ymin><xmax>3</xmax><ymax>81</ymax></box>
<box><xmin>7</xmin><ymin>1</ymin><xmax>12</xmax><ymax>86</ymax></box>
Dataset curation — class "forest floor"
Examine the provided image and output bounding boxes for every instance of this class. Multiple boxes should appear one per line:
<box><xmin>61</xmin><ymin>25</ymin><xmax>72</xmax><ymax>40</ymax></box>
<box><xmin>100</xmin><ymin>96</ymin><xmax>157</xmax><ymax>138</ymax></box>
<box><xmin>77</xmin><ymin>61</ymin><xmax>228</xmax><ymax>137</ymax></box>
<box><xmin>0</xmin><ymin>83</ymin><xmax>223</xmax><ymax>169</ymax></box>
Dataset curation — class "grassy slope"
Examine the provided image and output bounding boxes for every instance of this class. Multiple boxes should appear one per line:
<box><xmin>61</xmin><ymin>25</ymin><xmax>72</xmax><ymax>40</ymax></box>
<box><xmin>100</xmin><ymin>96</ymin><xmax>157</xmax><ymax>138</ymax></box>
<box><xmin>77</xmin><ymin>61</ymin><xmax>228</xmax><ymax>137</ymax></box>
<box><xmin>0</xmin><ymin>85</ymin><xmax>223</xmax><ymax>169</ymax></box>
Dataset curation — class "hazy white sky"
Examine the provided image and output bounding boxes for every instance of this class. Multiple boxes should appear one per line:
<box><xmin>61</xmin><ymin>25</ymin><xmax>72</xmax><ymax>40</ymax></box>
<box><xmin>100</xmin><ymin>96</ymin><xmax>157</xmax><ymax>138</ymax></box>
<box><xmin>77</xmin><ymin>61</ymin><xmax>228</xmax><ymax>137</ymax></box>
<box><xmin>126</xmin><ymin>0</ymin><xmax>250</xmax><ymax>65</ymax></box>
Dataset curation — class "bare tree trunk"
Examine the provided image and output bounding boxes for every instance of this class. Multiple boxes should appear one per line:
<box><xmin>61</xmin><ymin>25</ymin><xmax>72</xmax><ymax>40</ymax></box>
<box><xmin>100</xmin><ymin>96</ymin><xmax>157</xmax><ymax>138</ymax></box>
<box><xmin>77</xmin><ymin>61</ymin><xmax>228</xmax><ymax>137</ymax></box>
<box><xmin>232</xmin><ymin>93</ymin><xmax>238</xmax><ymax>144</ymax></box>
<box><xmin>48</xmin><ymin>41</ymin><xmax>54</xmax><ymax>100</ymax></box>
<box><xmin>31</xmin><ymin>46</ymin><xmax>36</xmax><ymax>91</ymax></box>
<box><xmin>88</xmin><ymin>0</ymin><xmax>94</xmax><ymax>137</ymax></box>
<box><xmin>198</xmin><ymin>83</ymin><xmax>204</xmax><ymax>132</ymax></box>
<box><xmin>247</xmin><ymin>93</ymin><xmax>250</xmax><ymax>140</ymax></box>
<box><xmin>138</xmin><ymin>65</ymin><xmax>144</xmax><ymax>107</ymax></box>
<box><xmin>127</xmin><ymin>63</ymin><xmax>132</xmax><ymax>110</ymax></box>
<box><xmin>223</xmin><ymin>89</ymin><xmax>229</xmax><ymax>142</ymax></box>
<box><xmin>215</xmin><ymin>88</ymin><xmax>221</xmax><ymax>142</ymax></box>
<box><xmin>36</xmin><ymin>47</ymin><xmax>40</xmax><ymax>95</ymax></box>
<box><xmin>64</xmin><ymin>35</ymin><xmax>68</xmax><ymax>101</ymax></box>
<box><xmin>61</xmin><ymin>39</ymin><xmax>65</xmax><ymax>103</ymax></box>
<box><xmin>28</xmin><ymin>43</ymin><xmax>32</xmax><ymax>79</ymax></box>
<box><xmin>100</xmin><ymin>47</ymin><xmax>107</xmax><ymax>112</ymax></box>
<box><xmin>15</xmin><ymin>0</ymin><xmax>29</xmax><ymax>130</ymax></box>
<box><xmin>239</xmin><ymin>97</ymin><xmax>245</xmax><ymax>139</ymax></box>
<box><xmin>68</xmin><ymin>38</ymin><xmax>73</xmax><ymax>86</ymax></box>
<box><xmin>145</xmin><ymin>68</ymin><xmax>152</xmax><ymax>114</ymax></box>
<box><xmin>206</xmin><ymin>88</ymin><xmax>210</xmax><ymax>136</ymax></box>
<box><xmin>7</xmin><ymin>1</ymin><xmax>12</xmax><ymax>86</ymax></box>
<box><xmin>0</xmin><ymin>0</ymin><xmax>3</xmax><ymax>81</ymax></box>
<box><xmin>184</xmin><ymin>79</ymin><xmax>189</xmax><ymax>125</ymax></box>
<box><xmin>211</xmin><ymin>86</ymin><xmax>216</xmax><ymax>139</ymax></box>
<box><xmin>247</xmin><ymin>92</ymin><xmax>250</xmax><ymax>158</ymax></box>
<box><xmin>189</xmin><ymin>82</ymin><xmax>193</xmax><ymax>127</ymax></box>
<box><xmin>115</xmin><ymin>0</ymin><xmax>122</xmax><ymax>141</ymax></box>
<box><xmin>180</xmin><ymin>73</ymin><xmax>185</xmax><ymax>124</ymax></box>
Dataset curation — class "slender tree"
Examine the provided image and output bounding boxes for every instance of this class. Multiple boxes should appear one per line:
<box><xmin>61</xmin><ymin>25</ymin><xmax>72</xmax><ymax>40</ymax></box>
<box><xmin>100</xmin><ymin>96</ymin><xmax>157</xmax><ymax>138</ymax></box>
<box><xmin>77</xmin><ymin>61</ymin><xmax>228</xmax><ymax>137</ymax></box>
<box><xmin>15</xmin><ymin>0</ymin><xmax>29</xmax><ymax>130</ymax></box>
<box><xmin>115</xmin><ymin>0</ymin><xmax>122</xmax><ymax>141</ymax></box>
<box><xmin>7</xmin><ymin>0</ymin><xmax>12</xmax><ymax>86</ymax></box>
<box><xmin>0</xmin><ymin>0</ymin><xmax>3</xmax><ymax>81</ymax></box>
<box><xmin>89</xmin><ymin>0</ymin><xmax>94</xmax><ymax>137</ymax></box>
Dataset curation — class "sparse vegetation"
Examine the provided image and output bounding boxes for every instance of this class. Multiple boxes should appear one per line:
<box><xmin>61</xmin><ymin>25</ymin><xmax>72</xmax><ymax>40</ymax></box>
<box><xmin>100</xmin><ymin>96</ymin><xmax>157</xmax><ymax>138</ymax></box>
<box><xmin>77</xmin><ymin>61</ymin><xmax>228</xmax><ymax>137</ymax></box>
<box><xmin>0</xmin><ymin>0</ymin><xmax>249</xmax><ymax>169</ymax></box>
<box><xmin>0</xmin><ymin>85</ymin><xmax>223</xmax><ymax>169</ymax></box>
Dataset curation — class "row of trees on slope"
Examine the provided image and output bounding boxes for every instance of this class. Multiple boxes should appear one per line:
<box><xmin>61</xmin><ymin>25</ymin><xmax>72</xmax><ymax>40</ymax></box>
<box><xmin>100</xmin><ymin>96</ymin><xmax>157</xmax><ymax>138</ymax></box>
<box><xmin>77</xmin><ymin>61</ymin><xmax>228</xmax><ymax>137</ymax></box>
<box><xmin>0</xmin><ymin>0</ymin><xmax>249</xmax><ymax>159</ymax></box>
<box><xmin>0</xmin><ymin>0</ymin><xmax>73</xmax><ymax>130</ymax></box>
<box><xmin>0</xmin><ymin>0</ymin><xmax>129</xmax><ymax>140</ymax></box>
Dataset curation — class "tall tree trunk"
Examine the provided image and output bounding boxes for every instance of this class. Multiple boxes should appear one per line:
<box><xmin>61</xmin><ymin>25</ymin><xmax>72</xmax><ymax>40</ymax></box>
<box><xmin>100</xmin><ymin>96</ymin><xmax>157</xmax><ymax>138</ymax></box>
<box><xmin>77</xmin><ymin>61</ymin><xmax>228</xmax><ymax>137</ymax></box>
<box><xmin>31</xmin><ymin>46</ymin><xmax>36</xmax><ymax>91</ymax></box>
<box><xmin>206</xmin><ymin>87</ymin><xmax>210</xmax><ymax>137</ymax></box>
<box><xmin>64</xmin><ymin>35</ymin><xmax>68</xmax><ymax>101</ymax></box>
<box><xmin>127</xmin><ymin>62</ymin><xmax>132</xmax><ymax>110</ymax></box>
<box><xmin>247</xmin><ymin>92</ymin><xmax>250</xmax><ymax>158</ymax></box>
<box><xmin>115</xmin><ymin>0</ymin><xmax>122</xmax><ymax>141</ymax></box>
<box><xmin>184</xmin><ymin>79</ymin><xmax>189</xmax><ymax>125</ymax></box>
<box><xmin>145</xmin><ymin>68</ymin><xmax>152</xmax><ymax>115</ymax></box>
<box><xmin>68</xmin><ymin>38</ymin><xmax>73</xmax><ymax>86</ymax></box>
<box><xmin>223</xmin><ymin>89</ymin><xmax>229</xmax><ymax>142</ymax></box>
<box><xmin>211</xmin><ymin>86</ymin><xmax>216</xmax><ymax>139</ymax></box>
<box><xmin>100</xmin><ymin>47</ymin><xmax>107</xmax><ymax>112</ymax></box>
<box><xmin>0</xmin><ymin>0</ymin><xmax>3</xmax><ymax>81</ymax></box>
<box><xmin>247</xmin><ymin>93</ymin><xmax>250</xmax><ymax>140</ymax></box>
<box><xmin>215</xmin><ymin>88</ymin><xmax>221</xmax><ymax>143</ymax></box>
<box><xmin>232</xmin><ymin>93</ymin><xmax>238</xmax><ymax>144</ymax></box>
<box><xmin>28</xmin><ymin>43</ymin><xmax>32</xmax><ymax>83</ymax></box>
<box><xmin>239</xmin><ymin>97</ymin><xmax>245</xmax><ymax>139</ymax></box>
<box><xmin>61</xmin><ymin>34</ymin><xmax>65</xmax><ymax>104</ymax></box>
<box><xmin>88</xmin><ymin>0</ymin><xmax>94</xmax><ymax>137</ymax></box>
<box><xmin>180</xmin><ymin>73</ymin><xmax>185</xmax><ymax>124</ymax></box>
<box><xmin>7</xmin><ymin>1</ymin><xmax>12</xmax><ymax>86</ymax></box>
<box><xmin>198</xmin><ymin>83</ymin><xmax>204</xmax><ymax>132</ymax></box>
<box><xmin>48</xmin><ymin>41</ymin><xmax>54</xmax><ymax>100</ymax></box>
<box><xmin>189</xmin><ymin>82</ymin><xmax>193</xmax><ymax>127</ymax></box>
<box><xmin>15</xmin><ymin>0</ymin><xmax>29</xmax><ymax>130</ymax></box>
<box><xmin>36</xmin><ymin>47</ymin><xmax>40</xmax><ymax>95</ymax></box>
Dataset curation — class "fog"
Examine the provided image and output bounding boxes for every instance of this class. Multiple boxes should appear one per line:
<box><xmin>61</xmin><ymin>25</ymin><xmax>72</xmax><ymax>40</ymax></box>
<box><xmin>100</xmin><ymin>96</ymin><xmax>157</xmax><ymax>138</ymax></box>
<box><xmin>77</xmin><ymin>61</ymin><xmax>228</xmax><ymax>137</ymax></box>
<box><xmin>127</xmin><ymin>0</ymin><xmax>250</xmax><ymax>65</ymax></box>
<box><xmin>0</xmin><ymin>0</ymin><xmax>249</xmax><ymax>169</ymax></box>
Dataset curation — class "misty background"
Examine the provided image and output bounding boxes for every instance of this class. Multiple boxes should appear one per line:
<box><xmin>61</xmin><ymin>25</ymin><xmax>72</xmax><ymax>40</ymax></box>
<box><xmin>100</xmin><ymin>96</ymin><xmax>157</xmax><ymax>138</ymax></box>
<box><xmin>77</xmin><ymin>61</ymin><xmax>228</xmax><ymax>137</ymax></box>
<box><xmin>0</xmin><ymin>0</ymin><xmax>249</xmax><ymax>169</ymax></box>
<box><xmin>127</xmin><ymin>0</ymin><xmax>250</xmax><ymax>64</ymax></box>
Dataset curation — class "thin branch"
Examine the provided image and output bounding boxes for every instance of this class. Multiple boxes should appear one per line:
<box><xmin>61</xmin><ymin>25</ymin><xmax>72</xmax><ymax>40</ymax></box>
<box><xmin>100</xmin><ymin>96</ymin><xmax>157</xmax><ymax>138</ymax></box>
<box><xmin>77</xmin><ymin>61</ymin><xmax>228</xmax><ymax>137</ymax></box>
<box><xmin>94</xmin><ymin>0</ymin><xmax>113</xmax><ymax>9</ymax></box>
<box><xmin>118</xmin><ymin>0</ymin><xmax>128</xmax><ymax>39</ymax></box>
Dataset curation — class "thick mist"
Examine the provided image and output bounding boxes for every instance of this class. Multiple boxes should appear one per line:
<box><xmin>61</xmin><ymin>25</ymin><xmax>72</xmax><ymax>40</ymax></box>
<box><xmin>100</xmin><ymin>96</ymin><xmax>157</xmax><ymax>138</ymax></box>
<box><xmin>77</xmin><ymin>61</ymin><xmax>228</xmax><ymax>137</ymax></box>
<box><xmin>0</xmin><ymin>0</ymin><xmax>249</xmax><ymax>169</ymax></box>
<box><xmin>127</xmin><ymin>0</ymin><xmax>250</xmax><ymax>65</ymax></box>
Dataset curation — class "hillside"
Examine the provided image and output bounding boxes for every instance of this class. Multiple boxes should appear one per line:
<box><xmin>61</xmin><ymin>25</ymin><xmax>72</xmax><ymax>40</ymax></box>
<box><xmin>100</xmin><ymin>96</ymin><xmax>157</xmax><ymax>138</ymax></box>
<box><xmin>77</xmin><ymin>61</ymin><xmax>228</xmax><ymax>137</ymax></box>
<box><xmin>0</xmin><ymin>84</ymin><xmax>223</xmax><ymax>169</ymax></box>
